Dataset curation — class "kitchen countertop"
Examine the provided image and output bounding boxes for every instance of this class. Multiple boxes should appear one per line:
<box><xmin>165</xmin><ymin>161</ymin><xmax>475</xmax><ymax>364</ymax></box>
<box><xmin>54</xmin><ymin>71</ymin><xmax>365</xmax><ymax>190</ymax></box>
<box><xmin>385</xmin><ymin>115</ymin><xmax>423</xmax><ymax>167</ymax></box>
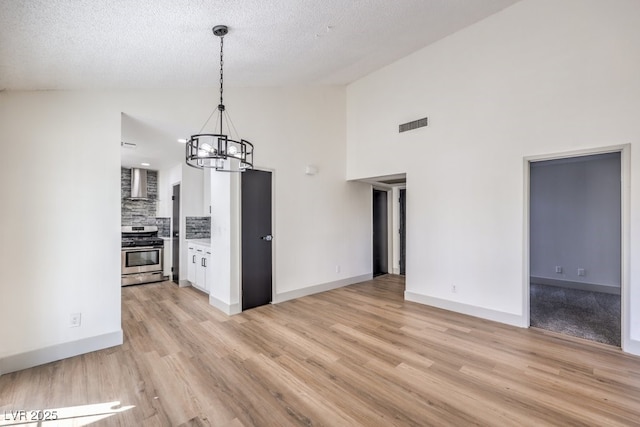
<box><xmin>188</xmin><ymin>238</ymin><xmax>211</xmax><ymax>247</ymax></box>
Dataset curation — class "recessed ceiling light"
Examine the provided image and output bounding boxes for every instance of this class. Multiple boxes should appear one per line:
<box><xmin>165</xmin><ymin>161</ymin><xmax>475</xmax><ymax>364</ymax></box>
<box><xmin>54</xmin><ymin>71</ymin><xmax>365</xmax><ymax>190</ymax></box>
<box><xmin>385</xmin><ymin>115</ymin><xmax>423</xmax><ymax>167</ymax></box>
<box><xmin>177</xmin><ymin>138</ymin><xmax>187</xmax><ymax>143</ymax></box>
<box><xmin>141</xmin><ymin>162</ymin><xmax>150</xmax><ymax>166</ymax></box>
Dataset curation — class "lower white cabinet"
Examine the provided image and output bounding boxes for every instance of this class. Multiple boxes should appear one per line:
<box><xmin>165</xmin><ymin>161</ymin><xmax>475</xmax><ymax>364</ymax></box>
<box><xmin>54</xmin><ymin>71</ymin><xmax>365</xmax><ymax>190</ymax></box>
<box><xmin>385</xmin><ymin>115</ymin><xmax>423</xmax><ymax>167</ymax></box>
<box><xmin>162</xmin><ymin>238</ymin><xmax>172</xmax><ymax>278</ymax></box>
<box><xmin>187</xmin><ymin>244</ymin><xmax>197</xmax><ymax>284</ymax></box>
<box><xmin>188</xmin><ymin>243</ymin><xmax>210</xmax><ymax>294</ymax></box>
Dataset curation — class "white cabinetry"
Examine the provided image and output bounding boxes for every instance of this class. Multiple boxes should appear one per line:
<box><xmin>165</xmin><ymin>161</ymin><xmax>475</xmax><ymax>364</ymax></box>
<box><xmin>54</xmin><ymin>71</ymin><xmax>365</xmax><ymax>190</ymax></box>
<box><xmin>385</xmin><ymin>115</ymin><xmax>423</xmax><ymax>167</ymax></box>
<box><xmin>187</xmin><ymin>244</ymin><xmax>197</xmax><ymax>284</ymax></box>
<box><xmin>187</xmin><ymin>241</ymin><xmax>211</xmax><ymax>294</ymax></box>
<box><xmin>162</xmin><ymin>238</ymin><xmax>172</xmax><ymax>278</ymax></box>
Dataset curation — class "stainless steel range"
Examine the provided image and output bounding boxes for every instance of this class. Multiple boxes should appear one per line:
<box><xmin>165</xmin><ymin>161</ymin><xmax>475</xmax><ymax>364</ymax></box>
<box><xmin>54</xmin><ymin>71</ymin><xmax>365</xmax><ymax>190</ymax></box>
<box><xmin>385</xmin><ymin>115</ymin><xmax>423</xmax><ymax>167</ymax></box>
<box><xmin>121</xmin><ymin>225</ymin><xmax>164</xmax><ymax>286</ymax></box>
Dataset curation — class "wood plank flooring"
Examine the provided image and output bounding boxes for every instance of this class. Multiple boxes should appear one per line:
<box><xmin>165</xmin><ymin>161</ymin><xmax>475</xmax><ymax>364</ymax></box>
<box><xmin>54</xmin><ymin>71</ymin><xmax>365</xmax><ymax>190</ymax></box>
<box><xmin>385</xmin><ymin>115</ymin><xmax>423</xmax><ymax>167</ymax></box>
<box><xmin>2</xmin><ymin>275</ymin><xmax>640</xmax><ymax>426</ymax></box>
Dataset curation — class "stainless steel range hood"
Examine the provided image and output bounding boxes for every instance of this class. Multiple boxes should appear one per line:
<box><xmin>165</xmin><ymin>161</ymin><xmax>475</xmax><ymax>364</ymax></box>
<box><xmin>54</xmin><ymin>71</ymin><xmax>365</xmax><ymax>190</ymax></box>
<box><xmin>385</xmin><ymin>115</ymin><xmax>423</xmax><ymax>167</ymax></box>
<box><xmin>130</xmin><ymin>168</ymin><xmax>148</xmax><ymax>199</ymax></box>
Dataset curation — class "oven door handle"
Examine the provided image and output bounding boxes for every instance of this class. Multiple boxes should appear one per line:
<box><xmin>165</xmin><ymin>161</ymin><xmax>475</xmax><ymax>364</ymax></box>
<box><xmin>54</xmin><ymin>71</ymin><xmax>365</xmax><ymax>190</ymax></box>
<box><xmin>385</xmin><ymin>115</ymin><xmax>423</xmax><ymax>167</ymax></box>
<box><xmin>122</xmin><ymin>246</ymin><xmax>161</xmax><ymax>251</ymax></box>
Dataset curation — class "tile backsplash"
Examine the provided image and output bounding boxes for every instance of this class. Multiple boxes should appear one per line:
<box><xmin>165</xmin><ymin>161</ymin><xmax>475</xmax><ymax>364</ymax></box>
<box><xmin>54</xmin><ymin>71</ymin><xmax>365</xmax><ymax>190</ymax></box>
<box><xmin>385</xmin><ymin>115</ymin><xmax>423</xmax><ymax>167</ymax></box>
<box><xmin>155</xmin><ymin>217</ymin><xmax>170</xmax><ymax>237</ymax></box>
<box><xmin>121</xmin><ymin>167</ymin><xmax>157</xmax><ymax>226</ymax></box>
<box><xmin>186</xmin><ymin>216</ymin><xmax>211</xmax><ymax>239</ymax></box>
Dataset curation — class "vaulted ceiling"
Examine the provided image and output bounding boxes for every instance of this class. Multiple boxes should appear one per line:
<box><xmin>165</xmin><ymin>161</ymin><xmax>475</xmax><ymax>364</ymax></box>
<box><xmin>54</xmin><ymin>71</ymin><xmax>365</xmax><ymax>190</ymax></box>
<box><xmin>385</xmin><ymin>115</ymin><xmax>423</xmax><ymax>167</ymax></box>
<box><xmin>0</xmin><ymin>0</ymin><xmax>520</xmax><ymax>91</ymax></box>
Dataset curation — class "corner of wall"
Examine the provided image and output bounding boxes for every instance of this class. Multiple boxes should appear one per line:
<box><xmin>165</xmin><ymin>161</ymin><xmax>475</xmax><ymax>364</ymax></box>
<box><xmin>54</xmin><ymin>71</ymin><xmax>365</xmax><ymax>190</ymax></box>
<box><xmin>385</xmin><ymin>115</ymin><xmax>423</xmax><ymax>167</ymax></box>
<box><xmin>623</xmin><ymin>338</ymin><xmax>640</xmax><ymax>356</ymax></box>
<box><xmin>273</xmin><ymin>274</ymin><xmax>373</xmax><ymax>304</ymax></box>
<box><xmin>404</xmin><ymin>291</ymin><xmax>526</xmax><ymax>328</ymax></box>
<box><xmin>209</xmin><ymin>295</ymin><xmax>241</xmax><ymax>316</ymax></box>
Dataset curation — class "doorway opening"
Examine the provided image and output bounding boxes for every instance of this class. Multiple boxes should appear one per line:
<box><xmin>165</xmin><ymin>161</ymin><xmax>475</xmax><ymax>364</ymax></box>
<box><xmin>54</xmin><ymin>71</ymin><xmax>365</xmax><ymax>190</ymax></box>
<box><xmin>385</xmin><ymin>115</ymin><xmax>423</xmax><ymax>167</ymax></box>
<box><xmin>528</xmin><ymin>151</ymin><xmax>622</xmax><ymax>346</ymax></box>
<box><xmin>356</xmin><ymin>174</ymin><xmax>407</xmax><ymax>279</ymax></box>
<box><xmin>373</xmin><ymin>189</ymin><xmax>388</xmax><ymax>277</ymax></box>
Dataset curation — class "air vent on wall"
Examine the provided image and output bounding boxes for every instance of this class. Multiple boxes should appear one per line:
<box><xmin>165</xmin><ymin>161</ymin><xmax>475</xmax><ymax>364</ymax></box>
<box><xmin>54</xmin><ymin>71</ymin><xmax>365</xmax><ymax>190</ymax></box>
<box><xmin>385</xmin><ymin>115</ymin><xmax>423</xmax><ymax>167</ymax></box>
<box><xmin>399</xmin><ymin>117</ymin><xmax>428</xmax><ymax>133</ymax></box>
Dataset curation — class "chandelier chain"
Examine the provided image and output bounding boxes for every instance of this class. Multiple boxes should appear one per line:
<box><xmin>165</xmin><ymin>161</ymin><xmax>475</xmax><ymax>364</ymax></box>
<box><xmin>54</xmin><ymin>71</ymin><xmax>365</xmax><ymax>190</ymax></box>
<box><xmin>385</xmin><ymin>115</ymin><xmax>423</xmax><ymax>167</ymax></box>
<box><xmin>219</xmin><ymin>36</ymin><xmax>224</xmax><ymax>107</ymax></box>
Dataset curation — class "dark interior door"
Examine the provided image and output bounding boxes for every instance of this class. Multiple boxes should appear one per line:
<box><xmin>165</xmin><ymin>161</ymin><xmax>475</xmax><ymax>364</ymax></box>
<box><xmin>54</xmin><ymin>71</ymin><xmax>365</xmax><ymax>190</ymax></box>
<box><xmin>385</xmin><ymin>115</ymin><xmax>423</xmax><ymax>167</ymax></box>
<box><xmin>172</xmin><ymin>184</ymin><xmax>180</xmax><ymax>284</ymax></box>
<box><xmin>242</xmin><ymin>170</ymin><xmax>272</xmax><ymax>310</ymax></box>
<box><xmin>373</xmin><ymin>189</ymin><xmax>388</xmax><ymax>276</ymax></box>
<box><xmin>399</xmin><ymin>188</ymin><xmax>406</xmax><ymax>276</ymax></box>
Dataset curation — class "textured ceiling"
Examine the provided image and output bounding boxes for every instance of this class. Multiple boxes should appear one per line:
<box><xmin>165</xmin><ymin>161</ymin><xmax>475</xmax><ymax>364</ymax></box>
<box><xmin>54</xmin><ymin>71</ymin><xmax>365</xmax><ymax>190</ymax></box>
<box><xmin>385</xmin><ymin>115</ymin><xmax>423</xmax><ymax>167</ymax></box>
<box><xmin>0</xmin><ymin>0</ymin><xmax>520</xmax><ymax>90</ymax></box>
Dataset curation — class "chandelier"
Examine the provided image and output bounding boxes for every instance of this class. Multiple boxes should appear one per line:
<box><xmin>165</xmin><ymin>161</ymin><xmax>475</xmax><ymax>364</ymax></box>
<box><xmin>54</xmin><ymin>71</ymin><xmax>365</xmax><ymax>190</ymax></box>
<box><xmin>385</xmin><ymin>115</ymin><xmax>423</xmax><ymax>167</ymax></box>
<box><xmin>185</xmin><ymin>25</ymin><xmax>254</xmax><ymax>172</ymax></box>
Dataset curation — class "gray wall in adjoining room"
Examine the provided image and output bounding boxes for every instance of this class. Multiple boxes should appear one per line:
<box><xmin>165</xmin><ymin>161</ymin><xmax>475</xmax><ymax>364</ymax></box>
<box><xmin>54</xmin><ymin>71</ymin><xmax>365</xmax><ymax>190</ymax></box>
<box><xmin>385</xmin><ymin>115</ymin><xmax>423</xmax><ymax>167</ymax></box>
<box><xmin>530</xmin><ymin>152</ymin><xmax>621</xmax><ymax>289</ymax></box>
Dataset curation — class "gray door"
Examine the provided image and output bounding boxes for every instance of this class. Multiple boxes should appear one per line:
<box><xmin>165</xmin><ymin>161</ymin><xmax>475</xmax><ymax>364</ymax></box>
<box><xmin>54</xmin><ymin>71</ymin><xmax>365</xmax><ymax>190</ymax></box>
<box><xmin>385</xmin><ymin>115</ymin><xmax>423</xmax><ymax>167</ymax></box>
<box><xmin>373</xmin><ymin>189</ymin><xmax>388</xmax><ymax>276</ymax></box>
<box><xmin>399</xmin><ymin>189</ymin><xmax>406</xmax><ymax>276</ymax></box>
<box><xmin>172</xmin><ymin>184</ymin><xmax>180</xmax><ymax>284</ymax></box>
<box><xmin>241</xmin><ymin>170</ymin><xmax>272</xmax><ymax>310</ymax></box>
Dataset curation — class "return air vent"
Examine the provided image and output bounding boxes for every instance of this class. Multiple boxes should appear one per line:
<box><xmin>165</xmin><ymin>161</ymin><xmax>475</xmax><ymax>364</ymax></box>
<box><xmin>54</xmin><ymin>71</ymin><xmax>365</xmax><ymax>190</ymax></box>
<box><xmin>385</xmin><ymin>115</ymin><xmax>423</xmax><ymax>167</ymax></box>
<box><xmin>399</xmin><ymin>117</ymin><xmax>428</xmax><ymax>133</ymax></box>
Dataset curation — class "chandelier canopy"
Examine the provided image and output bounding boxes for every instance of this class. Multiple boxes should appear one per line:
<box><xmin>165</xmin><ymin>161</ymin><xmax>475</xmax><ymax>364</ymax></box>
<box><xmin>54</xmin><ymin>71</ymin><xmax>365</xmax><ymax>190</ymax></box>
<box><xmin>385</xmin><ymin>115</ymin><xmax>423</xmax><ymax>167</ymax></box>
<box><xmin>185</xmin><ymin>25</ymin><xmax>254</xmax><ymax>172</ymax></box>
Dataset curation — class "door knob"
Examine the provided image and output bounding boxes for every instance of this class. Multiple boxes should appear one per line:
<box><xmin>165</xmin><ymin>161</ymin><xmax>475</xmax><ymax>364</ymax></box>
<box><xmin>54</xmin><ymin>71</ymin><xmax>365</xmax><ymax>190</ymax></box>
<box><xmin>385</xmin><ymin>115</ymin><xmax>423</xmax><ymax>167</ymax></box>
<box><xmin>261</xmin><ymin>235</ymin><xmax>273</xmax><ymax>241</ymax></box>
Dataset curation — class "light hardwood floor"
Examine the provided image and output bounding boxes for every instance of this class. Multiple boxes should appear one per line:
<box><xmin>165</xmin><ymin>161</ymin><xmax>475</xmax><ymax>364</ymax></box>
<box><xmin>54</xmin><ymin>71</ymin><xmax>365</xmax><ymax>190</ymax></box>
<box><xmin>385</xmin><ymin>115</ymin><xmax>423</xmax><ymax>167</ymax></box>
<box><xmin>2</xmin><ymin>275</ymin><xmax>640</xmax><ymax>426</ymax></box>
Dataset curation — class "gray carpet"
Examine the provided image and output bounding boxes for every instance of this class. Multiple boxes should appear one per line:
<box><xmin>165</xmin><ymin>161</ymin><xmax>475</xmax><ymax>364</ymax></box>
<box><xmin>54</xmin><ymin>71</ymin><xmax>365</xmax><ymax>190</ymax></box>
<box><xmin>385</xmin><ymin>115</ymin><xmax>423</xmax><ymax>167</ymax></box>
<box><xmin>530</xmin><ymin>283</ymin><xmax>621</xmax><ymax>347</ymax></box>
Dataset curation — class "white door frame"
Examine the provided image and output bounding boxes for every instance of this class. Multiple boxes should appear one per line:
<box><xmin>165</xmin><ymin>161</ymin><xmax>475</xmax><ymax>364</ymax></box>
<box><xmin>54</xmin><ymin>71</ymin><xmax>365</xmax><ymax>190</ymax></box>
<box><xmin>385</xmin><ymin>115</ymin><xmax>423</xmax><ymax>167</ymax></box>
<box><xmin>522</xmin><ymin>144</ymin><xmax>630</xmax><ymax>349</ymax></box>
<box><xmin>391</xmin><ymin>185</ymin><xmax>407</xmax><ymax>275</ymax></box>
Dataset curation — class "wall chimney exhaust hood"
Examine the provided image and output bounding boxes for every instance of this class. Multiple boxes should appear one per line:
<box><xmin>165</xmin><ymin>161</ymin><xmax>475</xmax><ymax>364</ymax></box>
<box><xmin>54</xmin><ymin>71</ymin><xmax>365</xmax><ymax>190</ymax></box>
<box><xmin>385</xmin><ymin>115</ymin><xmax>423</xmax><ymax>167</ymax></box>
<box><xmin>130</xmin><ymin>168</ymin><xmax>148</xmax><ymax>199</ymax></box>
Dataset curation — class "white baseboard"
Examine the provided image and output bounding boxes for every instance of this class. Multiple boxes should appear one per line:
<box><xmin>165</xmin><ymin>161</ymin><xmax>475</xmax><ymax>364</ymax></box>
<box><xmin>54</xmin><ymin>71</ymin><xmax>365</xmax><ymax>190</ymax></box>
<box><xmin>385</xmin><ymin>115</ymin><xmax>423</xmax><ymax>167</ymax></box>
<box><xmin>530</xmin><ymin>277</ymin><xmax>620</xmax><ymax>295</ymax></box>
<box><xmin>209</xmin><ymin>295</ymin><xmax>241</xmax><ymax>315</ymax></box>
<box><xmin>0</xmin><ymin>330</ymin><xmax>123</xmax><ymax>376</ymax></box>
<box><xmin>623</xmin><ymin>338</ymin><xmax>640</xmax><ymax>356</ymax></box>
<box><xmin>404</xmin><ymin>291</ymin><xmax>526</xmax><ymax>328</ymax></box>
<box><xmin>272</xmin><ymin>274</ymin><xmax>373</xmax><ymax>304</ymax></box>
<box><xmin>207</xmin><ymin>274</ymin><xmax>371</xmax><ymax>315</ymax></box>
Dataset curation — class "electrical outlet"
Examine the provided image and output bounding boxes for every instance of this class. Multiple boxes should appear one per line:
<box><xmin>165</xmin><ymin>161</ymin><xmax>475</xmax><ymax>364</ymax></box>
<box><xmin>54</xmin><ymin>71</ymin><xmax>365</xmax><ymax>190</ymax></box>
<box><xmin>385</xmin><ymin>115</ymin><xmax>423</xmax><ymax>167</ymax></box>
<box><xmin>451</xmin><ymin>285</ymin><xmax>457</xmax><ymax>294</ymax></box>
<box><xmin>577</xmin><ymin>268</ymin><xmax>585</xmax><ymax>277</ymax></box>
<box><xmin>555</xmin><ymin>266</ymin><xmax>563</xmax><ymax>274</ymax></box>
<box><xmin>70</xmin><ymin>313</ymin><xmax>81</xmax><ymax>328</ymax></box>
<box><xmin>335</xmin><ymin>265</ymin><xmax>341</xmax><ymax>273</ymax></box>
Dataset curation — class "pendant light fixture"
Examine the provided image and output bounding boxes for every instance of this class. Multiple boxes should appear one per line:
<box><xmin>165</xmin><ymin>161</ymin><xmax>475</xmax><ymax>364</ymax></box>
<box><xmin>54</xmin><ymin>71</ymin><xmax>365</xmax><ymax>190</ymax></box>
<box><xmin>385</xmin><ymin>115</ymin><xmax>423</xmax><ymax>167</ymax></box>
<box><xmin>185</xmin><ymin>25</ymin><xmax>254</xmax><ymax>172</ymax></box>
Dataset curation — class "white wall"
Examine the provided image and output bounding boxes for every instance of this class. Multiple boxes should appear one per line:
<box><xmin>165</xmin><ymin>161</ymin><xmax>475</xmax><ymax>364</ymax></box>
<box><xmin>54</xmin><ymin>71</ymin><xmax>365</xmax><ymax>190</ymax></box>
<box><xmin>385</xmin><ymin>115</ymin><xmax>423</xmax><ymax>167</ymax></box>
<box><xmin>346</xmin><ymin>0</ymin><xmax>640</xmax><ymax>350</ymax></box>
<box><xmin>0</xmin><ymin>85</ymin><xmax>371</xmax><ymax>372</ymax></box>
<box><xmin>156</xmin><ymin>163</ymin><xmax>181</xmax><ymax>218</ymax></box>
<box><xmin>0</xmin><ymin>91</ymin><xmax>123</xmax><ymax>373</ymax></box>
<box><xmin>208</xmin><ymin>171</ymin><xmax>235</xmax><ymax>311</ymax></box>
<box><xmin>226</xmin><ymin>88</ymin><xmax>372</xmax><ymax>296</ymax></box>
<box><xmin>180</xmin><ymin>164</ymin><xmax>204</xmax><ymax>282</ymax></box>
<box><xmin>137</xmin><ymin>87</ymin><xmax>372</xmax><ymax>299</ymax></box>
<box><xmin>156</xmin><ymin>162</ymin><xmax>204</xmax><ymax>283</ymax></box>
<box><xmin>136</xmin><ymin>87</ymin><xmax>372</xmax><ymax>300</ymax></box>
<box><xmin>530</xmin><ymin>153</ymin><xmax>621</xmax><ymax>289</ymax></box>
